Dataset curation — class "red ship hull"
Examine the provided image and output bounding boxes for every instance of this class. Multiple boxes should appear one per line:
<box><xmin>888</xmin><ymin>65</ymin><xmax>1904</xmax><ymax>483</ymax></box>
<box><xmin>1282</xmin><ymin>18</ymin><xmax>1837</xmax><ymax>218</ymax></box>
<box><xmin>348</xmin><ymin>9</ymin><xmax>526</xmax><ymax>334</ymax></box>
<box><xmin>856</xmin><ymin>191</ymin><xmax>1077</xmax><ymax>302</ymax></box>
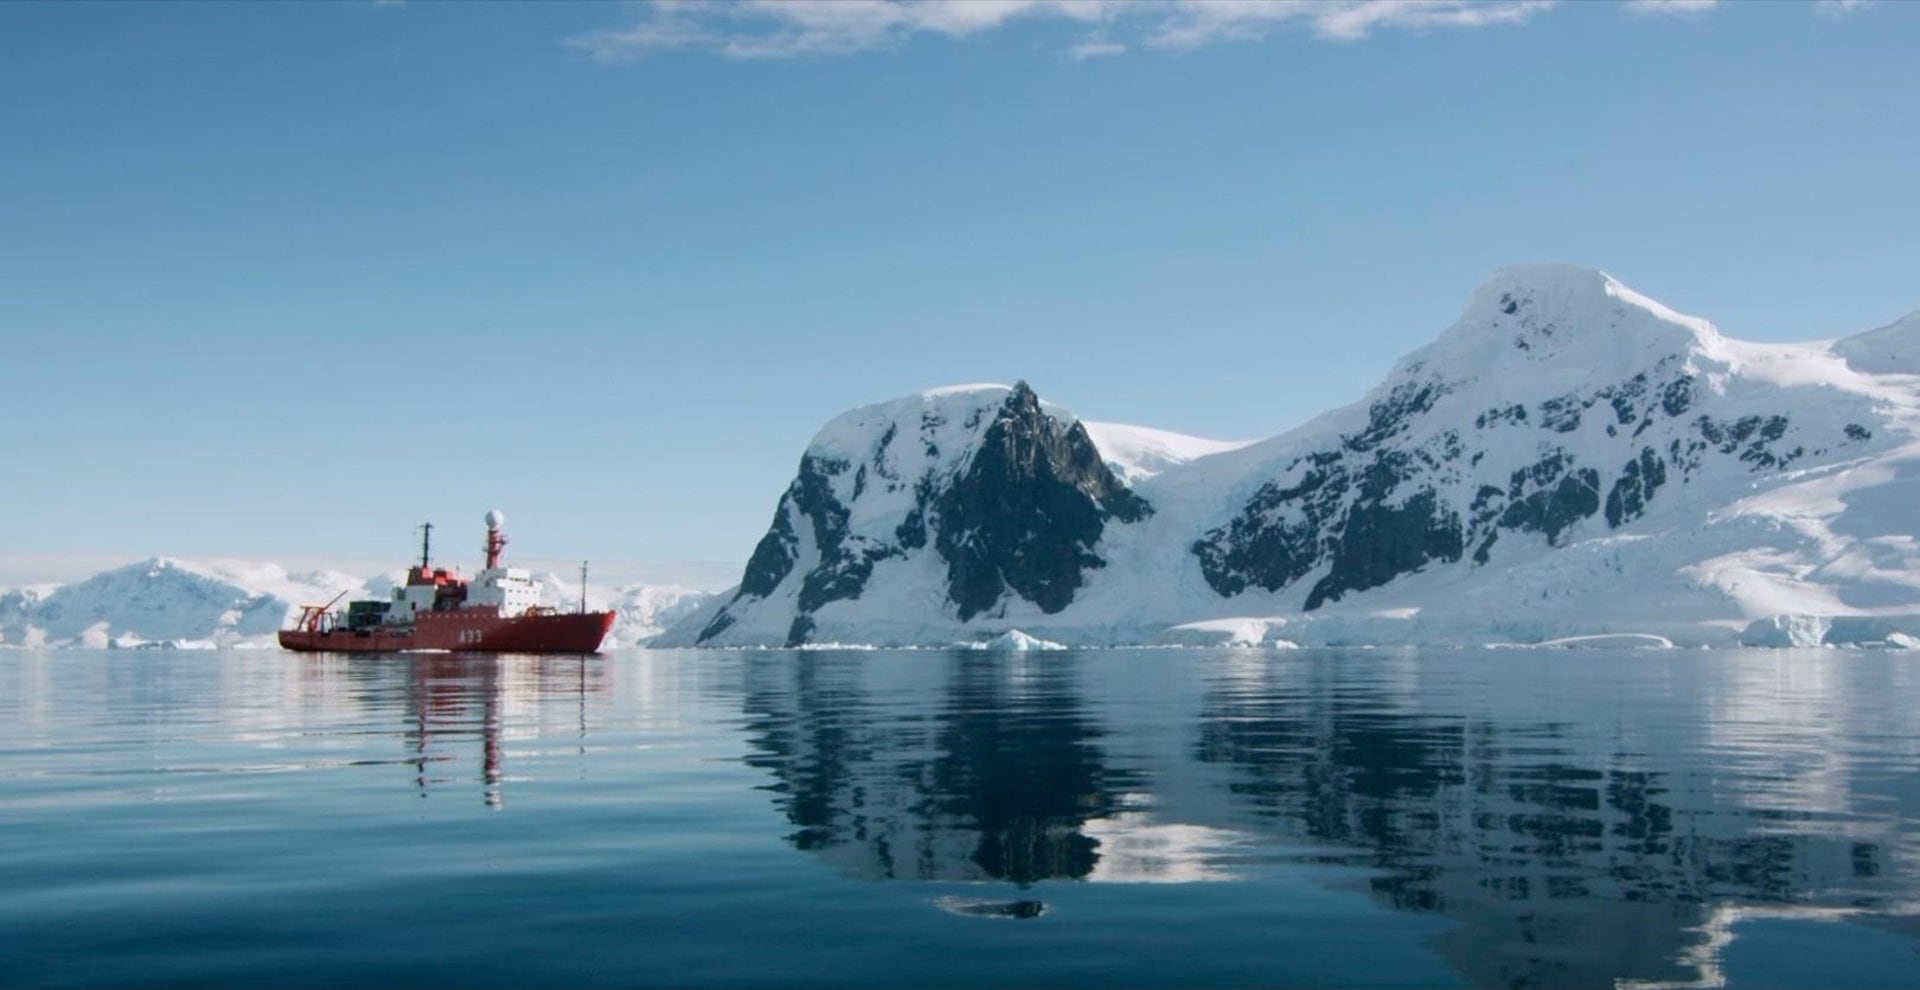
<box><xmin>279</xmin><ymin>607</ymin><xmax>616</xmax><ymax>654</ymax></box>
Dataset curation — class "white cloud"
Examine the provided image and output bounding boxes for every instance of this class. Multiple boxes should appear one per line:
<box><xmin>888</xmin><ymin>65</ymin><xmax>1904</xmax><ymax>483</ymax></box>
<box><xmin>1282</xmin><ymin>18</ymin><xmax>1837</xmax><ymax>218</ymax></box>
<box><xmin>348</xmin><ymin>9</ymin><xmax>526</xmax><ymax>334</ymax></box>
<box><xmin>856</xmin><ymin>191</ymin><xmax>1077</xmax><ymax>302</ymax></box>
<box><xmin>1150</xmin><ymin>0</ymin><xmax>1556</xmax><ymax>47</ymax></box>
<box><xmin>1625</xmin><ymin>0</ymin><xmax>1874</xmax><ymax>24</ymax></box>
<box><xmin>1621</xmin><ymin>0</ymin><xmax>1722</xmax><ymax>17</ymax></box>
<box><xmin>1068</xmin><ymin>38</ymin><xmax>1129</xmax><ymax>60</ymax></box>
<box><xmin>573</xmin><ymin>0</ymin><xmax>1117</xmax><ymax>61</ymax></box>
<box><xmin>571</xmin><ymin>0</ymin><xmax>1557</xmax><ymax>61</ymax></box>
<box><xmin>1813</xmin><ymin>0</ymin><xmax>1872</xmax><ymax>17</ymax></box>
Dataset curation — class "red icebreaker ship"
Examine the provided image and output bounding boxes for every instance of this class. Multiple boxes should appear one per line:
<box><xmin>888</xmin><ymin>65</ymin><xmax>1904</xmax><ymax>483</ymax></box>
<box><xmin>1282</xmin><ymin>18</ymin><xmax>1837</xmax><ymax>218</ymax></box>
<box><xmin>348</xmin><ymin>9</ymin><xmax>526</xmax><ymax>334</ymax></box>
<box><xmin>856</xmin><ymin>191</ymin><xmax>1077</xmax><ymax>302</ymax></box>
<box><xmin>279</xmin><ymin>511</ymin><xmax>615</xmax><ymax>654</ymax></box>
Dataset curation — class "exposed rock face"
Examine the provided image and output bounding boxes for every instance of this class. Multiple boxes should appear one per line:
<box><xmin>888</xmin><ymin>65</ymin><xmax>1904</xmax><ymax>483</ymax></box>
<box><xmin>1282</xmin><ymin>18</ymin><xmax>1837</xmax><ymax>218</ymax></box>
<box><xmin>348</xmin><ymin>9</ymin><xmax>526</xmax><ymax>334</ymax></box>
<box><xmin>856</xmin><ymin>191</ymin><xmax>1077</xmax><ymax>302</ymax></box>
<box><xmin>697</xmin><ymin>449</ymin><xmax>889</xmax><ymax>645</ymax></box>
<box><xmin>696</xmin><ymin>382</ymin><xmax>1151</xmax><ymax>645</ymax></box>
<box><xmin>1193</xmin><ymin>382</ymin><xmax>1473</xmax><ymax>608</ymax></box>
<box><xmin>934</xmin><ymin>384</ymin><xmax>1149</xmax><ymax>621</ymax></box>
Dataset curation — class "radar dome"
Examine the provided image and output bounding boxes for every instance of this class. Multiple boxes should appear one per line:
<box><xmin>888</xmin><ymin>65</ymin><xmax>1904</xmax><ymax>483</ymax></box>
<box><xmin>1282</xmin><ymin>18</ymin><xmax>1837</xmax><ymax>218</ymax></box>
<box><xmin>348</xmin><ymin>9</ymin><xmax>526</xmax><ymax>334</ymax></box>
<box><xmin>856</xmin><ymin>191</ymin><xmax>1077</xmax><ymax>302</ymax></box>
<box><xmin>485</xmin><ymin>509</ymin><xmax>505</xmax><ymax>529</ymax></box>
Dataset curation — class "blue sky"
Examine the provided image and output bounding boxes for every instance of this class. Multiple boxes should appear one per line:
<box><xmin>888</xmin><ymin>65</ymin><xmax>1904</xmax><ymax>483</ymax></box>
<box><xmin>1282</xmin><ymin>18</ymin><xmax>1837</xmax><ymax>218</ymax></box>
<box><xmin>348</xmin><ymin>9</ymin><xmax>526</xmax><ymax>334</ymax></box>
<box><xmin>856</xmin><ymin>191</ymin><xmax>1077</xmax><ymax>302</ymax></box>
<box><xmin>2</xmin><ymin>0</ymin><xmax>1914</xmax><ymax>586</ymax></box>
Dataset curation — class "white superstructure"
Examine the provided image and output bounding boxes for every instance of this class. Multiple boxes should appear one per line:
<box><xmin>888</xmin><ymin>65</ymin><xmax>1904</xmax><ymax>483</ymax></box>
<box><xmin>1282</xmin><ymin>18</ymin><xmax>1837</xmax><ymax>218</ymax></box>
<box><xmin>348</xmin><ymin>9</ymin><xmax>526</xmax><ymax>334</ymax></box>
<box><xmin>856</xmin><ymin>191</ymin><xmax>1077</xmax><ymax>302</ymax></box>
<box><xmin>465</xmin><ymin>567</ymin><xmax>541</xmax><ymax>617</ymax></box>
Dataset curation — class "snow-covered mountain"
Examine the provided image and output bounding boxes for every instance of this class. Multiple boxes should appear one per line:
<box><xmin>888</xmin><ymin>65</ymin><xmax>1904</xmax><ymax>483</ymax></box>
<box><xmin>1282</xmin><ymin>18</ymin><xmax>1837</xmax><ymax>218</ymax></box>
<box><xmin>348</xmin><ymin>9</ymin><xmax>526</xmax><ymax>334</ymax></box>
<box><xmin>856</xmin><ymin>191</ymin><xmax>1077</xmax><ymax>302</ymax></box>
<box><xmin>678</xmin><ymin>382</ymin><xmax>1156</xmax><ymax>647</ymax></box>
<box><xmin>0</xmin><ymin>559</ymin><xmax>364</xmax><ymax>649</ymax></box>
<box><xmin>0</xmin><ymin>558</ymin><xmax>713</xmax><ymax>649</ymax></box>
<box><xmin>665</xmin><ymin>264</ymin><xmax>1920</xmax><ymax>649</ymax></box>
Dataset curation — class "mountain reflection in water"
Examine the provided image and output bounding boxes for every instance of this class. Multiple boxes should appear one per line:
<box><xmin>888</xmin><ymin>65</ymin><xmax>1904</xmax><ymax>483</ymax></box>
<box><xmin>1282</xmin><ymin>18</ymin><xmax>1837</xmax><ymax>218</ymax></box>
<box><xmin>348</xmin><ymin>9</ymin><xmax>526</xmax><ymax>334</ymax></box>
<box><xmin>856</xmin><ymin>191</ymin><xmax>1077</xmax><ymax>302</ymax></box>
<box><xmin>740</xmin><ymin>651</ymin><xmax>1137</xmax><ymax>885</ymax></box>
<box><xmin>731</xmin><ymin>649</ymin><xmax>1920</xmax><ymax>988</ymax></box>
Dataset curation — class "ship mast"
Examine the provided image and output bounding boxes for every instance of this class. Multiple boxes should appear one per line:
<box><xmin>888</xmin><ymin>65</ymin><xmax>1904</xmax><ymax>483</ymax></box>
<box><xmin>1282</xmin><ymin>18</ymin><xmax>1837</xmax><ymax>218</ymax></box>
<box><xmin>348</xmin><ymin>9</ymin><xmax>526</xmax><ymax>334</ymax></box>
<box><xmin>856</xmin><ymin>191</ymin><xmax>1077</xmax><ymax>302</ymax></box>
<box><xmin>418</xmin><ymin>522</ymin><xmax>434</xmax><ymax>570</ymax></box>
<box><xmin>579</xmin><ymin>561</ymin><xmax>589</xmax><ymax>614</ymax></box>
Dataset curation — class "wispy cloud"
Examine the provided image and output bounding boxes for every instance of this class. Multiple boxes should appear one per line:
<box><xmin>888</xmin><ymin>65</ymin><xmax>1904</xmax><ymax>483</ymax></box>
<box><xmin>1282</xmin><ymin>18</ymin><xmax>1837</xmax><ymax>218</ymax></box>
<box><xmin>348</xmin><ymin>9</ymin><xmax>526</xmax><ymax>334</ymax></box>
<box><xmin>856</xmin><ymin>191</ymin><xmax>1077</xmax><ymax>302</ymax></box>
<box><xmin>1621</xmin><ymin>0</ymin><xmax>1722</xmax><ymax>17</ymax></box>
<box><xmin>1148</xmin><ymin>0</ymin><xmax>1555</xmax><ymax>48</ymax></box>
<box><xmin>1067</xmin><ymin>38</ymin><xmax>1129</xmax><ymax>61</ymax></box>
<box><xmin>571</xmin><ymin>0</ymin><xmax>1867</xmax><ymax>61</ymax></box>
<box><xmin>570</xmin><ymin>0</ymin><xmax>1558</xmax><ymax>62</ymax></box>
<box><xmin>572</xmin><ymin>0</ymin><xmax>1106</xmax><ymax>61</ymax></box>
<box><xmin>1813</xmin><ymin>0</ymin><xmax>1872</xmax><ymax>18</ymax></box>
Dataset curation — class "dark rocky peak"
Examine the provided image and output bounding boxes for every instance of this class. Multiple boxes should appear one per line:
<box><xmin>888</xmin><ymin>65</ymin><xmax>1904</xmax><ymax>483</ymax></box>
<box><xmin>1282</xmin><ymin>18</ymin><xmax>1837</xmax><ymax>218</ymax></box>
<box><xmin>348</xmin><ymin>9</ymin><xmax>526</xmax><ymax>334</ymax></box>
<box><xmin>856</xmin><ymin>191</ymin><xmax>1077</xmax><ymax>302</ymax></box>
<box><xmin>982</xmin><ymin>382</ymin><xmax>1149</xmax><ymax>522</ymax></box>
<box><xmin>935</xmin><ymin>381</ymin><xmax>1150</xmax><ymax>621</ymax></box>
<box><xmin>698</xmin><ymin>381</ymin><xmax>1156</xmax><ymax>644</ymax></box>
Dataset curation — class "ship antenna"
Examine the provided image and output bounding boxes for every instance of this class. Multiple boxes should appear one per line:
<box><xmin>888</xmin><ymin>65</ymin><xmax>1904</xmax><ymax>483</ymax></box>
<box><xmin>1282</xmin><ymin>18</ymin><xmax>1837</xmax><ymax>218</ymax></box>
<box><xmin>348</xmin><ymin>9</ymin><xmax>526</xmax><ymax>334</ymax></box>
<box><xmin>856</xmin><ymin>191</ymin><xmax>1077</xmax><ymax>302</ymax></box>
<box><xmin>418</xmin><ymin>522</ymin><xmax>434</xmax><ymax>570</ymax></box>
<box><xmin>579</xmin><ymin>560</ymin><xmax>589</xmax><ymax>614</ymax></box>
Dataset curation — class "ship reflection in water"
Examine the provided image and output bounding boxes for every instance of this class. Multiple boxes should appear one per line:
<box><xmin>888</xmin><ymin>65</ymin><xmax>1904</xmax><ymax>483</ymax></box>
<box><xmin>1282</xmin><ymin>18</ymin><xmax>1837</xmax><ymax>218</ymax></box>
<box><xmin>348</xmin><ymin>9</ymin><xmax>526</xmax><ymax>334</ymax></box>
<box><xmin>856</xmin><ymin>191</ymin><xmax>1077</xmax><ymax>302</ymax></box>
<box><xmin>731</xmin><ymin>649</ymin><xmax>1920</xmax><ymax>988</ymax></box>
<box><xmin>293</xmin><ymin>651</ymin><xmax>607</xmax><ymax>809</ymax></box>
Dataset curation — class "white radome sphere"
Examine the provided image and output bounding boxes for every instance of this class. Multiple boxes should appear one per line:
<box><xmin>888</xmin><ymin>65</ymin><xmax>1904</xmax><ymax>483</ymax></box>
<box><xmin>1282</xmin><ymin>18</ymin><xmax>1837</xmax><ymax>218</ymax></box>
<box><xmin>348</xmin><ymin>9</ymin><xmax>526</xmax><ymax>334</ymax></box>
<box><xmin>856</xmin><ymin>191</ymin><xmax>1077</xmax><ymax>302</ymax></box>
<box><xmin>485</xmin><ymin>509</ymin><xmax>506</xmax><ymax>529</ymax></box>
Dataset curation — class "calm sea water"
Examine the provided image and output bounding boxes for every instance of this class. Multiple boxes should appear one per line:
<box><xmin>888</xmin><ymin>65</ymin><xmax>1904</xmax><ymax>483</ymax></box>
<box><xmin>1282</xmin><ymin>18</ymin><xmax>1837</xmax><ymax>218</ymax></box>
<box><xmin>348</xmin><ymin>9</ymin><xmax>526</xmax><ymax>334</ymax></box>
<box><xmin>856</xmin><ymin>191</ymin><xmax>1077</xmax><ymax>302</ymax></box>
<box><xmin>2</xmin><ymin>648</ymin><xmax>1917</xmax><ymax>988</ymax></box>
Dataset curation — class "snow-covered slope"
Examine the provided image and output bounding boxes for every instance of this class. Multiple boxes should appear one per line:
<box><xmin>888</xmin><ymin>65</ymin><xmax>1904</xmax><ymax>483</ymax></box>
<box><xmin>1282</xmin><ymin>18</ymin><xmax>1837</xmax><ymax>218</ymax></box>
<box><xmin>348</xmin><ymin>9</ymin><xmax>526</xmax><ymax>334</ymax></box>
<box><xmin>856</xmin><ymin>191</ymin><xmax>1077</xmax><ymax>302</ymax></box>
<box><xmin>665</xmin><ymin>264</ymin><xmax>1920</xmax><ymax>648</ymax></box>
<box><xmin>1081</xmin><ymin>421</ymin><xmax>1252</xmax><ymax>485</ymax></box>
<box><xmin>2</xmin><ymin>559</ymin><xmax>714</xmax><ymax>649</ymax></box>
<box><xmin>1833</xmin><ymin>310</ymin><xmax>1920</xmax><ymax>375</ymax></box>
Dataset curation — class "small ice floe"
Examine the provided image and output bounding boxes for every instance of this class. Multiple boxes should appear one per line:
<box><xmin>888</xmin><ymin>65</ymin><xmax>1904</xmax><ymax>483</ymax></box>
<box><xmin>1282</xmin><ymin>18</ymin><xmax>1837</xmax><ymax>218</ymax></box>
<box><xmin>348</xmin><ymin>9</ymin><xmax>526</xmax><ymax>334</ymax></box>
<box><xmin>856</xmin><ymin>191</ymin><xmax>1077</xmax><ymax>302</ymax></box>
<box><xmin>932</xmin><ymin>896</ymin><xmax>1046</xmax><ymax>919</ymax></box>
<box><xmin>1159</xmin><ymin>617</ymin><xmax>1292</xmax><ymax>648</ymax></box>
<box><xmin>964</xmin><ymin>630</ymin><xmax>1068</xmax><ymax>651</ymax></box>
<box><xmin>1532</xmin><ymin>633</ymin><xmax>1676</xmax><ymax>649</ymax></box>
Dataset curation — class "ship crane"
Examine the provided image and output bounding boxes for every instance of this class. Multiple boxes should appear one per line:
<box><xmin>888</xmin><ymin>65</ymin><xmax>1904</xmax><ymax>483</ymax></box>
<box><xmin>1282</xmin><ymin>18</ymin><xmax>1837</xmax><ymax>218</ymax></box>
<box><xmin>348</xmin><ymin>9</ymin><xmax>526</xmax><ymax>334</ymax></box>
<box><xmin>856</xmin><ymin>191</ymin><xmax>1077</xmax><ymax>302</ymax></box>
<box><xmin>293</xmin><ymin>589</ymin><xmax>352</xmax><ymax>634</ymax></box>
